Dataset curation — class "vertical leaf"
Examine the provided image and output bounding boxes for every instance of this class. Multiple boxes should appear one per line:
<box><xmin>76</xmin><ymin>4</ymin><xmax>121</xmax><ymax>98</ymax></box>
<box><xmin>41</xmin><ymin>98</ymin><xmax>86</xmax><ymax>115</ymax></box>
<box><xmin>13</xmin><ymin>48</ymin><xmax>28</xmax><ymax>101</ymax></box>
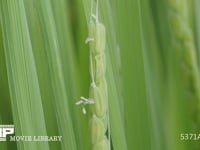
<box><xmin>0</xmin><ymin>0</ymin><xmax>49</xmax><ymax>149</ymax></box>
<box><xmin>35</xmin><ymin>0</ymin><xmax>78</xmax><ymax>149</ymax></box>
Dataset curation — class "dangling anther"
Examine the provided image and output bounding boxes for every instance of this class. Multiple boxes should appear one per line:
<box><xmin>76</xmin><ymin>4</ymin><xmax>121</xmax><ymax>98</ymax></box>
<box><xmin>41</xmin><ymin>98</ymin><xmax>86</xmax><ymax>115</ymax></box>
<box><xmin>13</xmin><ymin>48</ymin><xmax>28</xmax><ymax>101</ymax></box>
<box><xmin>75</xmin><ymin>96</ymin><xmax>95</xmax><ymax>115</ymax></box>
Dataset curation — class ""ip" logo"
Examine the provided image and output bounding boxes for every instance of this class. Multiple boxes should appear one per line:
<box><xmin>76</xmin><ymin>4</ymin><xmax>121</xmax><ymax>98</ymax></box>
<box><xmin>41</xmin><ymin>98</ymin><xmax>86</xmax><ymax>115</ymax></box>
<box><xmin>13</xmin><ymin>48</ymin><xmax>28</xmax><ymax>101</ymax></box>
<box><xmin>0</xmin><ymin>125</ymin><xmax>14</xmax><ymax>141</ymax></box>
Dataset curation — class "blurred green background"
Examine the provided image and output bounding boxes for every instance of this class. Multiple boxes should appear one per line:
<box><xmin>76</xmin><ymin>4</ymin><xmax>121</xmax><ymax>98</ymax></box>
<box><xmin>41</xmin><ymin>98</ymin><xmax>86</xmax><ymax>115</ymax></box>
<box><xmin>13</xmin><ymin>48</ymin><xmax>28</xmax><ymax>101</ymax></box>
<box><xmin>0</xmin><ymin>0</ymin><xmax>200</xmax><ymax>150</ymax></box>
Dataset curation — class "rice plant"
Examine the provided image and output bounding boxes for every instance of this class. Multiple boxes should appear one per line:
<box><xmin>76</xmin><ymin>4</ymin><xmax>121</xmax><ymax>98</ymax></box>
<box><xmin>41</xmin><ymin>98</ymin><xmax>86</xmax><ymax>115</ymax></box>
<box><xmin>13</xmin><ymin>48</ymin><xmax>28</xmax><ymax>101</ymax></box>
<box><xmin>0</xmin><ymin>0</ymin><xmax>200</xmax><ymax>150</ymax></box>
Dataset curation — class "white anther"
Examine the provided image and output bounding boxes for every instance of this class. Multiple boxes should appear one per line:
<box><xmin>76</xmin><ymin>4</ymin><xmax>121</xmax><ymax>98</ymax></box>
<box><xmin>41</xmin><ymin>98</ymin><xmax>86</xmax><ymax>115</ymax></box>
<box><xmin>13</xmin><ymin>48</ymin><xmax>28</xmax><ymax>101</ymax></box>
<box><xmin>85</xmin><ymin>37</ymin><xmax>94</xmax><ymax>44</ymax></box>
<box><xmin>75</xmin><ymin>100</ymin><xmax>83</xmax><ymax>105</ymax></box>
<box><xmin>82</xmin><ymin>107</ymin><xmax>87</xmax><ymax>115</ymax></box>
<box><xmin>80</xmin><ymin>96</ymin><xmax>94</xmax><ymax>104</ymax></box>
<box><xmin>75</xmin><ymin>96</ymin><xmax>95</xmax><ymax>115</ymax></box>
<box><xmin>80</xmin><ymin>96</ymin><xmax>88</xmax><ymax>101</ymax></box>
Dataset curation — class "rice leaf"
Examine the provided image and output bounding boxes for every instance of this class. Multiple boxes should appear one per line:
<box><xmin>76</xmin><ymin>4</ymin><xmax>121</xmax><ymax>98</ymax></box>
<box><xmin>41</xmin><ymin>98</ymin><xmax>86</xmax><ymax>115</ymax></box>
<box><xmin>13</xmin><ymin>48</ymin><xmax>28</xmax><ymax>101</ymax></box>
<box><xmin>34</xmin><ymin>0</ymin><xmax>78</xmax><ymax>149</ymax></box>
<box><xmin>0</xmin><ymin>0</ymin><xmax>49</xmax><ymax>149</ymax></box>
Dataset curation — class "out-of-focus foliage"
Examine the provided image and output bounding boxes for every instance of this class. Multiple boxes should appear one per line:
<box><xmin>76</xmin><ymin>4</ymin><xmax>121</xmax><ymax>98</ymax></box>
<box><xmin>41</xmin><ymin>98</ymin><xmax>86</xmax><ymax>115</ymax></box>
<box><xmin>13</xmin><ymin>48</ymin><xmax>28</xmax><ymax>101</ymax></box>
<box><xmin>0</xmin><ymin>0</ymin><xmax>200</xmax><ymax>150</ymax></box>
